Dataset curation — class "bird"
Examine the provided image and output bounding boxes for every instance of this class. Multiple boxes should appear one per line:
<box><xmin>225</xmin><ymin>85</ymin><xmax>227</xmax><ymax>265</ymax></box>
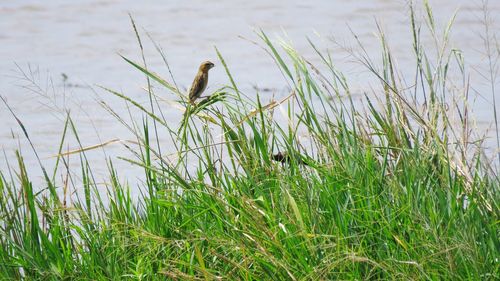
<box><xmin>271</xmin><ymin>151</ymin><xmax>309</xmax><ymax>166</ymax></box>
<box><xmin>188</xmin><ymin>61</ymin><xmax>215</xmax><ymax>104</ymax></box>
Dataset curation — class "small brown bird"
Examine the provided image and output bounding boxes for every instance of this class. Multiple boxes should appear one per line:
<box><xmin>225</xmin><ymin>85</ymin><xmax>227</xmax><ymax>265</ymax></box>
<box><xmin>271</xmin><ymin>152</ymin><xmax>310</xmax><ymax>166</ymax></box>
<box><xmin>188</xmin><ymin>61</ymin><xmax>215</xmax><ymax>104</ymax></box>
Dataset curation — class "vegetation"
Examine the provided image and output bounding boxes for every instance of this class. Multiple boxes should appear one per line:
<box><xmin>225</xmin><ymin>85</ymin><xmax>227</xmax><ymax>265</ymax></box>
<box><xmin>0</xmin><ymin>3</ymin><xmax>498</xmax><ymax>280</ymax></box>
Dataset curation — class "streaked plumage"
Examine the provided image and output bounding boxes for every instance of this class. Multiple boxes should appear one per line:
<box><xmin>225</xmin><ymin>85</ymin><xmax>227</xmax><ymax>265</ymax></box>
<box><xmin>188</xmin><ymin>61</ymin><xmax>214</xmax><ymax>104</ymax></box>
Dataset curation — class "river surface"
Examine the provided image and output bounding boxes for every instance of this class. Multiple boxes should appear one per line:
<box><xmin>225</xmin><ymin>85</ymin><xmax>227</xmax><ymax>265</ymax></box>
<box><xmin>1</xmin><ymin>0</ymin><xmax>499</xmax><ymax>189</ymax></box>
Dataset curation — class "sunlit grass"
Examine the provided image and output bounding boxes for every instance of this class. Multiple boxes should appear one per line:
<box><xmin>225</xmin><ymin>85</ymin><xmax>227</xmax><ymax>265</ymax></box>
<box><xmin>0</xmin><ymin>3</ymin><xmax>498</xmax><ymax>280</ymax></box>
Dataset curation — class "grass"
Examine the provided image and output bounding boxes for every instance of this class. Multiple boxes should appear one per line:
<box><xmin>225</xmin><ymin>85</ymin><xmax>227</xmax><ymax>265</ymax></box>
<box><xmin>0</xmin><ymin>3</ymin><xmax>499</xmax><ymax>280</ymax></box>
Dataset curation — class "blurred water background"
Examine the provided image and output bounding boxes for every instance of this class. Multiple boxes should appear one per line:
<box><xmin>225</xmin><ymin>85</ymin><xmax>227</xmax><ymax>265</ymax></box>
<box><xmin>1</xmin><ymin>0</ymin><xmax>499</xmax><ymax>188</ymax></box>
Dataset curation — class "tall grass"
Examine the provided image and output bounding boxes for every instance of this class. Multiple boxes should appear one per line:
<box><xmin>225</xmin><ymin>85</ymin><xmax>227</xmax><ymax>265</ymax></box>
<box><xmin>1</xmin><ymin>3</ymin><xmax>499</xmax><ymax>280</ymax></box>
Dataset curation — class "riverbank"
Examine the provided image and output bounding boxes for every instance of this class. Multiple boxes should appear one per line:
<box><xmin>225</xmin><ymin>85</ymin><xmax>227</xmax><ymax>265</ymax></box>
<box><xmin>0</xmin><ymin>4</ymin><xmax>499</xmax><ymax>280</ymax></box>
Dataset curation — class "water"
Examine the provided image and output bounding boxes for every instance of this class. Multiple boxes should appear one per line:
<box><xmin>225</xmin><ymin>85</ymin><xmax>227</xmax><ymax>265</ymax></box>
<box><xmin>1</xmin><ymin>0</ymin><xmax>499</xmax><ymax>187</ymax></box>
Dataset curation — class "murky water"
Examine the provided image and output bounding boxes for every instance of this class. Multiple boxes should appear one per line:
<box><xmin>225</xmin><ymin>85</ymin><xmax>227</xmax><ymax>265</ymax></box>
<box><xmin>1</xmin><ymin>0</ymin><xmax>499</xmax><ymax>186</ymax></box>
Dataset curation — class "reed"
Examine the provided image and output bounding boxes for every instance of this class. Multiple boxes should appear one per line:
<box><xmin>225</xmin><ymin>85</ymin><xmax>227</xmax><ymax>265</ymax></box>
<box><xmin>0</xmin><ymin>3</ymin><xmax>498</xmax><ymax>280</ymax></box>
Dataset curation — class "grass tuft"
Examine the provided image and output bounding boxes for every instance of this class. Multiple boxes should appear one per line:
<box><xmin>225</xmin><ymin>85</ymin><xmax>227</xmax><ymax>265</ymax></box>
<box><xmin>0</xmin><ymin>4</ymin><xmax>499</xmax><ymax>280</ymax></box>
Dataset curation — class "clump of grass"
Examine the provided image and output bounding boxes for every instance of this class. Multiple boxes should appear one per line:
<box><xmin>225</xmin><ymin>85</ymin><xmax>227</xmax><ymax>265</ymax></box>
<box><xmin>0</xmin><ymin>3</ymin><xmax>499</xmax><ymax>280</ymax></box>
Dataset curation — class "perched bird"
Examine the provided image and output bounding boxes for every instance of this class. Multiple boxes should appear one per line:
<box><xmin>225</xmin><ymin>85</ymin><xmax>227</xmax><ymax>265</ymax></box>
<box><xmin>271</xmin><ymin>151</ymin><xmax>310</xmax><ymax>166</ymax></box>
<box><xmin>188</xmin><ymin>61</ymin><xmax>215</xmax><ymax>104</ymax></box>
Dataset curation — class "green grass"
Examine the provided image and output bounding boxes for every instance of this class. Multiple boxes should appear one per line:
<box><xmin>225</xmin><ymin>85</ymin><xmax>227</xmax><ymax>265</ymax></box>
<box><xmin>0</xmin><ymin>4</ymin><xmax>499</xmax><ymax>280</ymax></box>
